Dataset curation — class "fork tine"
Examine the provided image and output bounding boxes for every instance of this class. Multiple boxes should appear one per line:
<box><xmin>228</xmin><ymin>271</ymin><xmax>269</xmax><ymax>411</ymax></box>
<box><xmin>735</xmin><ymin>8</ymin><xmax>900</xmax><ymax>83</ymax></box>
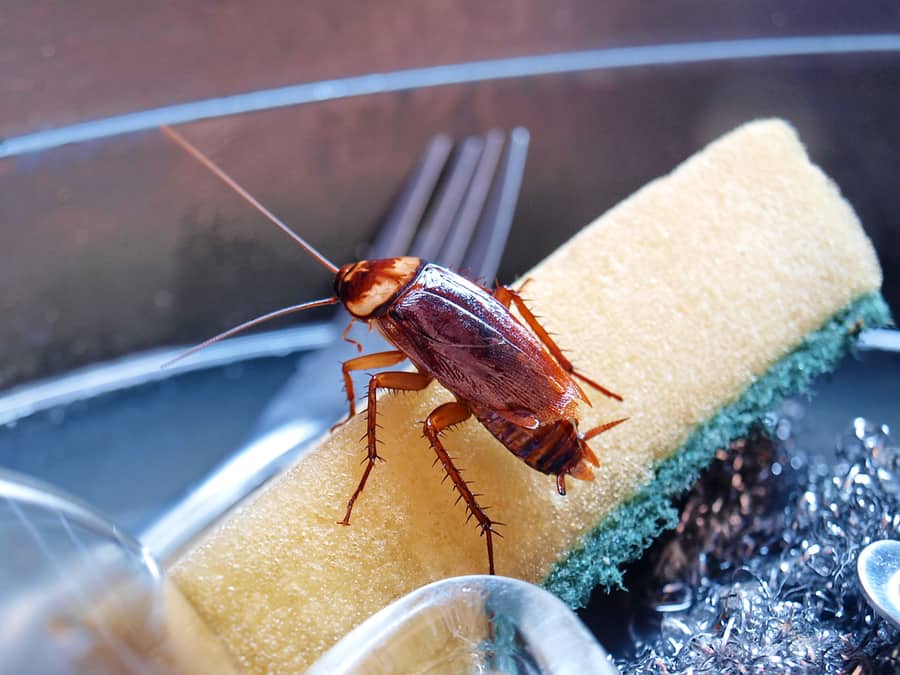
<box><xmin>436</xmin><ymin>129</ymin><xmax>505</xmax><ymax>270</ymax></box>
<box><xmin>143</xmin><ymin>130</ymin><xmax>529</xmax><ymax>562</ymax></box>
<box><xmin>367</xmin><ymin>134</ymin><xmax>453</xmax><ymax>259</ymax></box>
<box><xmin>410</xmin><ymin>136</ymin><xmax>484</xmax><ymax>260</ymax></box>
<box><xmin>461</xmin><ymin>127</ymin><xmax>530</xmax><ymax>283</ymax></box>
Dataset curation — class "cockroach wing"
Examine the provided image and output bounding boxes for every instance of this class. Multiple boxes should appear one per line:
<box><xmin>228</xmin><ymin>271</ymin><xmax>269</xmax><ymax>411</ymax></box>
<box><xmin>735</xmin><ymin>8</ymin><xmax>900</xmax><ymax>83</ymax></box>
<box><xmin>377</xmin><ymin>264</ymin><xmax>582</xmax><ymax>423</ymax></box>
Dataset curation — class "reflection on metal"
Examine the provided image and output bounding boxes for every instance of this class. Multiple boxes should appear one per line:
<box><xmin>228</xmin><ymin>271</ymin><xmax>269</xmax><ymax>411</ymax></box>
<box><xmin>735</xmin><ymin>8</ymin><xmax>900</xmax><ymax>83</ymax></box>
<box><xmin>3</xmin><ymin>34</ymin><xmax>900</xmax><ymax>157</ymax></box>
<box><xmin>858</xmin><ymin>539</ymin><xmax>900</xmax><ymax>631</ymax></box>
<box><xmin>857</xmin><ymin>328</ymin><xmax>900</xmax><ymax>353</ymax></box>
<box><xmin>0</xmin><ymin>323</ymin><xmax>336</xmax><ymax>426</ymax></box>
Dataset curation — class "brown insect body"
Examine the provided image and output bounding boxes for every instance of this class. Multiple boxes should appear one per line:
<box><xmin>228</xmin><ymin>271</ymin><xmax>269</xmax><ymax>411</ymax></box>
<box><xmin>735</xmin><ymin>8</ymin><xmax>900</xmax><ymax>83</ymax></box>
<box><xmin>342</xmin><ymin>259</ymin><xmax>596</xmax><ymax>478</ymax></box>
<box><xmin>160</xmin><ymin>126</ymin><xmax>626</xmax><ymax>576</ymax></box>
<box><xmin>335</xmin><ymin>257</ymin><xmax>624</xmax><ymax>496</ymax></box>
<box><xmin>472</xmin><ymin>407</ymin><xmax>596</xmax><ymax>483</ymax></box>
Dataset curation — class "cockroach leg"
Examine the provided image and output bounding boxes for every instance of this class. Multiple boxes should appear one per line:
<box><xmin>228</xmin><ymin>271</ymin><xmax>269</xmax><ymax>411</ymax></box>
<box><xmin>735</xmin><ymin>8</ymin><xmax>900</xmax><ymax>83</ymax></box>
<box><xmin>338</xmin><ymin>370</ymin><xmax>432</xmax><ymax>526</ymax></box>
<box><xmin>423</xmin><ymin>402</ymin><xmax>498</xmax><ymax>575</ymax></box>
<box><xmin>333</xmin><ymin>350</ymin><xmax>407</xmax><ymax>430</ymax></box>
<box><xmin>341</xmin><ymin>319</ymin><xmax>363</xmax><ymax>353</ymax></box>
<box><xmin>494</xmin><ymin>284</ymin><xmax>623</xmax><ymax>402</ymax></box>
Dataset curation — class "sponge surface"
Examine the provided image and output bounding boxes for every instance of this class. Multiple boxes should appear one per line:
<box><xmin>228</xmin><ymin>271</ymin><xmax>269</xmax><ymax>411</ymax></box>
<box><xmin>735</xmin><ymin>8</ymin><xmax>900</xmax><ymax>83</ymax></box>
<box><xmin>170</xmin><ymin>120</ymin><xmax>884</xmax><ymax>673</ymax></box>
<box><xmin>544</xmin><ymin>290</ymin><xmax>890</xmax><ymax>606</ymax></box>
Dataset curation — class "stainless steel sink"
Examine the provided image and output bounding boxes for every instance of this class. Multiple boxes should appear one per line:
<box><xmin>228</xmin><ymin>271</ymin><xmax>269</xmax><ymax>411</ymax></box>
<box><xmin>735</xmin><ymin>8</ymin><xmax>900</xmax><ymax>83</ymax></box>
<box><xmin>2</xmin><ymin>10</ymin><xmax>899</xmax><ymax>670</ymax></box>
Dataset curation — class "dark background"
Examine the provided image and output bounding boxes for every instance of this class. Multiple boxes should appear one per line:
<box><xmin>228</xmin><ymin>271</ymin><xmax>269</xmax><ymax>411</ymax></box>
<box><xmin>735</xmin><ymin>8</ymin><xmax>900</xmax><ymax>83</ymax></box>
<box><xmin>2</xmin><ymin>1</ymin><xmax>899</xmax><ymax>389</ymax></box>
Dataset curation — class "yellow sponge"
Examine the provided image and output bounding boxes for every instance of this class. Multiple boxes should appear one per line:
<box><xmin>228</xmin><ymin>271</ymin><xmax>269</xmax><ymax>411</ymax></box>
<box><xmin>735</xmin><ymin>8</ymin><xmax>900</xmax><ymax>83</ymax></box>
<box><xmin>168</xmin><ymin>120</ymin><xmax>886</xmax><ymax>673</ymax></box>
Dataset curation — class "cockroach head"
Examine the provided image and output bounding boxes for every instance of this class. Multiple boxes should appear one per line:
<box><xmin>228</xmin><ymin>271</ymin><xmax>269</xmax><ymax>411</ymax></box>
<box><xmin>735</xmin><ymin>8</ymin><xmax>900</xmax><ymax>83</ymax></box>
<box><xmin>334</xmin><ymin>257</ymin><xmax>423</xmax><ymax>319</ymax></box>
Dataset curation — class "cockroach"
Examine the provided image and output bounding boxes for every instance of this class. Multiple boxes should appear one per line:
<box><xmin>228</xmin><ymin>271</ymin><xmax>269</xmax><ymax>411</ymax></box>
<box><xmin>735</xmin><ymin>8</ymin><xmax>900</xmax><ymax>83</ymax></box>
<box><xmin>161</xmin><ymin>125</ymin><xmax>626</xmax><ymax>574</ymax></box>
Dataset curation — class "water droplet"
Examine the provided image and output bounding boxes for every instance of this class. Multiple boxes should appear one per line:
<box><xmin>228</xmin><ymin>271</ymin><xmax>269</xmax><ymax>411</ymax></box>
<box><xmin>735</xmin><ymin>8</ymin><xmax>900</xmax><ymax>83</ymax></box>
<box><xmin>654</xmin><ymin>582</ymin><xmax>693</xmax><ymax>613</ymax></box>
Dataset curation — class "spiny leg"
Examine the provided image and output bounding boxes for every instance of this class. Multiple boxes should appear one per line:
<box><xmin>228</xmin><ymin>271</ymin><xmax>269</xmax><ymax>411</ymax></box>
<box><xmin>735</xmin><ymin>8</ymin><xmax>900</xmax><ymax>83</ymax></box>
<box><xmin>494</xmin><ymin>284</ymin><xmax>622</xmax><ymax>401</ymax></box>
<box><xmin>423</xmin><ymin>401</ymin><xmax>499</xmax><ymax>575</ymax></box>
<box><xmin>334</xmin><ymin>350</ymin><xmax>407</xmax><ymax>430</ymax></box>
<box><xmin>338</xmin><ymin>370</ymin><xmax>432</xmax><ymax>526</ymax></box>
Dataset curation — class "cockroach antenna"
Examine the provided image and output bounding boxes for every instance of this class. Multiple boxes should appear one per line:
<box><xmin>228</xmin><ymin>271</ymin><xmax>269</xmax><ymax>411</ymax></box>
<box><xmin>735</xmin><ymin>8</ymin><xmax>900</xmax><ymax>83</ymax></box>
<box><xmin>157</xmin><ymin>126</ymin><xmax>626</xmax><ymax>576</ymax></box>
<box><xmin>158</xmin><ymin>124</ymin><xmax>342</xmax><ymax>368</ymax></box>
<box><xmin>160</xmin><ymin>124</ymin><xmax>340</xmax><ymax>274</ymax></box>
<box><xmin>160</xmin><ymin>297</ymin><xmax>339</xmax><ymax>368</ymax></box>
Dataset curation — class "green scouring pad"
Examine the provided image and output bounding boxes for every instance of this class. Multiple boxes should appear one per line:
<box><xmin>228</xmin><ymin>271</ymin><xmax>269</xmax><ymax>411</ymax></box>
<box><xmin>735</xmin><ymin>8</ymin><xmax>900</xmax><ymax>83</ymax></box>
<box><xmin>545</xmin><ymin>291</ymin><xmax>890</xmax><ymax>605</ymax></box>
<box><xmin>166</xmin><ymin>119</ymin><xmax>890</xmax><ymax>673</ymax></box>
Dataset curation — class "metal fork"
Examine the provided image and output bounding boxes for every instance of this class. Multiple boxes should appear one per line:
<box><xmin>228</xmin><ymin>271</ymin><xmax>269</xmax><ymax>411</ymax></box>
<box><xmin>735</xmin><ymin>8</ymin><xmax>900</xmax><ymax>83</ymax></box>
<box><xmin>141</xmin><ymin>128</ymin><xmax>531</xmax><ymax>562</ymax></box>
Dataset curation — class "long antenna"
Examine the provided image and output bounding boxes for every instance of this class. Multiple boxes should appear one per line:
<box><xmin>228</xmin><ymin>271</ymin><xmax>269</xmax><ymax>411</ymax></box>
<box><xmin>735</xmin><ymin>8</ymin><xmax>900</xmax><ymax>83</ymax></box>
<box><xmin>160</xmin><ymin>124</ymin><xmax>340</xmax><ymax>275</ymax></box>
<box><xmin>162</xmin><ymin>297</ymin><xmax>339</xmax><ymax>368</ymax></box>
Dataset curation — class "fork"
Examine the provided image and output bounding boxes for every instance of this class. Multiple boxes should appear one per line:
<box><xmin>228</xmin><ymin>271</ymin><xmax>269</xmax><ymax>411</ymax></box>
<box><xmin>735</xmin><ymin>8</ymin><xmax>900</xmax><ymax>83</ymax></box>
<box><xmin>141</xmin><ymin>128</ymin><xmax>531</xmax><ymax>562</ymax></box>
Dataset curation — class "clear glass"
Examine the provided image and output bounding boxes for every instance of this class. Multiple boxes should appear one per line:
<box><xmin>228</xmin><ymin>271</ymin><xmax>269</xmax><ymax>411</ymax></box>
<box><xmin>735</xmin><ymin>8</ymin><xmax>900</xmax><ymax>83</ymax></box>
<box><xmin>0</xmin><ymin>469</ymin><xmax>174</xmax><ymax>675</ymax></box>
<box><xmin>307</xmin><ymin>575</ymin><xmax>619</xmax><ymax>675</ymax></box>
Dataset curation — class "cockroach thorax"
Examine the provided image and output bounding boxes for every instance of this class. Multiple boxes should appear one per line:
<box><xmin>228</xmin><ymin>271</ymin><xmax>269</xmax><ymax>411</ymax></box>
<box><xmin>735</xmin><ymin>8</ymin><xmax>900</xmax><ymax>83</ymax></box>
<box><xmin>335</xmin><ymin>257</ymin><xmax>423</xmax><ymax>319</ymax></box>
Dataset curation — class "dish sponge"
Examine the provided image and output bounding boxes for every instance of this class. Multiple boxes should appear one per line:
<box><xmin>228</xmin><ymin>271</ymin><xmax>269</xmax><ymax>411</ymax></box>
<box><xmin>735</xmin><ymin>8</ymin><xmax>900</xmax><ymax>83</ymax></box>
<box><xmin>168</xmin><ymin>119</ymin><xmax>890</xmax><ymax>673</ymax></box>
